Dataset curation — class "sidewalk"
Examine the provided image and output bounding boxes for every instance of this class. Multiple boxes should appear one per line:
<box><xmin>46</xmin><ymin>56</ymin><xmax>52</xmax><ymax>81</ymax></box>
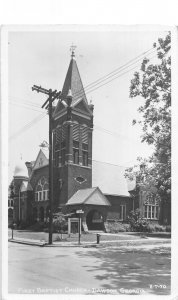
<box><xmin>8</xmin><ymin>236</ymin><xmax>171</xmax><ymax>248</ymax></box>
<box><xmin>8</xmin><ymin>237</ymin><xmax>46</xmax><ymax>247</ymax></box>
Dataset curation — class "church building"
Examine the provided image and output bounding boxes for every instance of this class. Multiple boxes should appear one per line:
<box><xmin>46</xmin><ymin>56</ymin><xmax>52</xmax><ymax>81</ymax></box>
<box><xmin>8</xmin><ymin>49</ymin><xmax>170</xmax><ymax>230</ymax></box>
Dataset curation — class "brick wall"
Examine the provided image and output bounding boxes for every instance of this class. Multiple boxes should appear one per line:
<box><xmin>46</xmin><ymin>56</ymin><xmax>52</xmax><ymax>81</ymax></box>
<box><xmin>105</xmin><ymin>195</ymin><xmax>133</xmax><ymax>221</ymax></box>
<box><xmin>53</xmin><ymin>107</ymin><xmax>93</xmax><ymax>208</ymax></box>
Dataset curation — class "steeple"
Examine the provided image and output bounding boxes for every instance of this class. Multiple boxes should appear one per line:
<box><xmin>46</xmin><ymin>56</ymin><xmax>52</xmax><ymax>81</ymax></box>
<box><xmin>57</xmin><ymin>46</ymin><xmax>88</xmax><ymax>110</ymax></box>
<box><xmin>52</xmin><ymin>48</ymin><xmax>93</xmax><ymax>207</ymax></box>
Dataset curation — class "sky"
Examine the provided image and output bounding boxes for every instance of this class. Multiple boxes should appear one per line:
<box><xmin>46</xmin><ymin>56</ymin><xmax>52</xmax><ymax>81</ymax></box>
<box><xmin>8</xmin><ymin>26</ymin><xmax>169</xmax><ymax>182</ymax></box>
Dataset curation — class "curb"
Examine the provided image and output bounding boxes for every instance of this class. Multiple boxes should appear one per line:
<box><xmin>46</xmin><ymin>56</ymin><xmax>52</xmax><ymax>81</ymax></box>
<box><xmin>9</xmin><ymin>239</ymin><xmax>46</xmax><ymax>247</ymax></box>
<box><xmin>9</xmin><ymin>238</ymin><xmax>171</xmax><ymax>248</ymax></box>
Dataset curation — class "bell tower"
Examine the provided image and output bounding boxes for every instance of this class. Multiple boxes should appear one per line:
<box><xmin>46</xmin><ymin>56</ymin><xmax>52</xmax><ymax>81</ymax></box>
<box><xmin>52</xmin><ymin>47</ymin><xmax>94</xmax><ymax>208</ymax></box>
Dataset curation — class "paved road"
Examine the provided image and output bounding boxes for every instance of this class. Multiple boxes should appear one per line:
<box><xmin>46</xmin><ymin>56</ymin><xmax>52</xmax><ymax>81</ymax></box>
<box><xmin>8</xmin><ymin>242</ymin><xmax>171</xmax><ymax>295</ymax></box>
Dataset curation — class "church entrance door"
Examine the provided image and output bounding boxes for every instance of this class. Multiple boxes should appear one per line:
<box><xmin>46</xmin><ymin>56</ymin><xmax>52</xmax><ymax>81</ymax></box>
<box><xmin>86</xmin><ymin>209</ymin><xmax>104</xmax><ymax>230</ymax></box>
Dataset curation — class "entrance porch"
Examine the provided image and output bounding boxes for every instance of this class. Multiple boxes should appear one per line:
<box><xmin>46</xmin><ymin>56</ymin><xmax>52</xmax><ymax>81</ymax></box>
<box><xmin>64</xmin><ymin>187</ymin><xmax>111</xmax><ymax>232</ymax></box>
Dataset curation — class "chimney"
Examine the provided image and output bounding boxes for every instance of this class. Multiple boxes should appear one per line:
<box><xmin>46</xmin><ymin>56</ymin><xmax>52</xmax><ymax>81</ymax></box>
<box><xmin>25</xmin><ymin>162</ymin><xmax>32</xmax><ymax>177</ymax></box>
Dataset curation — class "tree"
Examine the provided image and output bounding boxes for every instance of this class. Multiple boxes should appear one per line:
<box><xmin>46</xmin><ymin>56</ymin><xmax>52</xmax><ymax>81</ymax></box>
<box><xmin>126</xmin><ymin>33</ymin><xmax>171</xmax><ymax>203</ymax></box>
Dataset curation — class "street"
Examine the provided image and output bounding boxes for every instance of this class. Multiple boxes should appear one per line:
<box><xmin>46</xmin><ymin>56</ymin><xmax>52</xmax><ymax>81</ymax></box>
<box><xmin>8</xmin><ymin>242</ymin><xmax>171</xmax><ymax>295</ymax></box>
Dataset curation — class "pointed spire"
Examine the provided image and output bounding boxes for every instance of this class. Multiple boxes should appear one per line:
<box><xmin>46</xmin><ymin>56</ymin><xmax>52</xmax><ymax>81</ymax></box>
<box><xmin>53</xmin><ymin>47</ymin><xmax>89</xmax><ymax>117</ymax></box>
<box><xmin>61</xmin><ymin>47</ymin><xmax>88</xmax><ymax>106</ymax></box>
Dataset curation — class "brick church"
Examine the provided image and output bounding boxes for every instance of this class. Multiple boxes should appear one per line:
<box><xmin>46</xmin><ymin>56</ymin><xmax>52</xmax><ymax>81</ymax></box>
<box><xmin>8</xmin><ymin>49</ymin><xmax>170</xmax><ymax>230</ymax></box>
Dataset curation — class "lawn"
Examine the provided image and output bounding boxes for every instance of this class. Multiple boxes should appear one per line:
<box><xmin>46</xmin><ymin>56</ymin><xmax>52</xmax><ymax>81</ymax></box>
<box><xmin>8</xmin><ymin>229</ymin><xmax>142</xmax><ymax>243</ymax></box>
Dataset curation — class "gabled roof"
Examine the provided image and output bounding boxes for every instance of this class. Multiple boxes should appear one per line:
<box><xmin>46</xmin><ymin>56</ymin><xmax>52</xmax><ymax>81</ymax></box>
<box><xmin>54</xmin><ymin>55</ymin><xmax>88</xmax><ymax>117</ymax></box>
<box><xmin>66</xmin><ymin>187</ymin><xmax>111</xmax><ymax>206</ymax></box>
<box><xmin>92</xmin><ymin>160</ymin><xmax>130</xmax><ymax>197</ymax></box>
<box><xmin>33</xmin><ymin>149</ymin><xmax>48</xmax><ymax>171</ymax></box>
<box><xmin>73</xmin><ymin>98</ymin><xmax>93</xmax><ymax>116</ymax></box>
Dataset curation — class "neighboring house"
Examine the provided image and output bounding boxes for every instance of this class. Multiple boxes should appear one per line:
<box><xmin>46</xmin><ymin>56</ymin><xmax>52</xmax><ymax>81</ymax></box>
<box><xmin>9</xmin><ymin>50</ymin><xmax>170</xmax><ymax>229</ymax></box>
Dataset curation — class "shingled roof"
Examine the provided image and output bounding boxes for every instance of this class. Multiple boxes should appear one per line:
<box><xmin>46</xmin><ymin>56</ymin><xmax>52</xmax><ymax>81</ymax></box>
<box><xmin>92</xmin><ymin>160</ymin><xmax>130</xmax><ymax>197</ymax></box>
<box><xmin>54</xmin><ymin>54</ymin><xmax>88</xmax><ymax>117</ymax></box>
<box><xmin>66</xmin><ymin>187</ymin><xmax>111</xmax><ymax>206</ymax></box>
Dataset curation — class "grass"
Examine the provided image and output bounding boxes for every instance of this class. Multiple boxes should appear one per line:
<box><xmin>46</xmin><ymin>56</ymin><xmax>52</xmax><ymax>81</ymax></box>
<box><xmin>8</xmin><ymin>229</ymin><xmax>171</xmax><ymax>246</ymax></box>
<box><xmin>9</xmin><ymin>229</ymin><xmax>143</xmax><ymax>243</ymax></box>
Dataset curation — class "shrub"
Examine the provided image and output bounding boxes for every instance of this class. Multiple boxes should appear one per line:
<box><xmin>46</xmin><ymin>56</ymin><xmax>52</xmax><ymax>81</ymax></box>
<box><xmin>166</xmin><ymin>225</ymin><xmax>171</xmax><ymax>232</ymax></box>
<box><xmin>146</xmin><ymin>223</ymin><xmax>156</xmax><ymax>233</ymax></box>
<box><xmin>52</xmin><ymin>213</ymin><xmax>68</xmax><ymax>233</ymax></box>
<box><xmin>125</xmin><ymin>209</ymin><xmax>169</xmax><ymax>232</ymax></box>
<box><xmin>106</xmin><ymin>222</ymin><xmax>131</xmax><ymax>233</ymax></box>
<box><xmin>127</xmin><ymin>210</ymin><xmax>171</xmax><ymax>232</ymax></box>
<box><xmin>126</xmin><ymin>209</ymin><xmax>150</xmax><ymax>232</ymax></box>
<box><xmin>18</xmin><ymin>221</ymin><xmax>30</xmax><ymax>230</ymax></box>
<box><xmin>154</xmin><ymin>224</ymin><xmax>166</xmax><ymax>232</ymax></box>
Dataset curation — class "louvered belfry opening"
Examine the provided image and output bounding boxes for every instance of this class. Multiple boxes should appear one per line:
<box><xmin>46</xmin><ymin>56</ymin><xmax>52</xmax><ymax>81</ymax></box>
<box><xmin>81</xmin><ymin>125</ymin><xmax>88</xmax><ymax>166</ymax></box>
<box><xmin>72</xmin><ymin>122</ymin><xmax>80</xmax><ymax>165</ymax></box>
<box><xmin>72</xmin><ymin>122</ymin><xmax>89</xmax><ymax>166</ymax></box>
<box><xmin>54</xmin><ymin>121</ymin><xmax>91</xmax><ymax>167</ymax></box>
<box><xmin>54</xmin><ymin>124</ymin><xmax>67</xmax><ymax>167</ymax></box>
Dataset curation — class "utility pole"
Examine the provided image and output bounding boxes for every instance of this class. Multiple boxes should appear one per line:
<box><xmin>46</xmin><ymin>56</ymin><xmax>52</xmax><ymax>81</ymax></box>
<box><xmin>32</xmin><ymin>85</ymin><xmax>61</xmax><ymax>244</ymax></box>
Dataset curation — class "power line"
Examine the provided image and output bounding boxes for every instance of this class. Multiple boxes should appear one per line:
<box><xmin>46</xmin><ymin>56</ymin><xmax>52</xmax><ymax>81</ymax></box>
<box><xmin>70</xmin><ymin>48</ymin><xmax>157</xmax><ymax>99</ymax></box>
<box><xmin>9</xmin><ymin>101</ymin><xmax>43</xmax><ymax>113</ymax></box>
<box><xmin>10</xmin><ymin>114</ymin><xmax>46</xmax><ymax>140</ymax></box>
<box><xmin>9</xmin><ymin>48</ymin><xmax>156</xmax><ymax>112</ymax></box>
<box><xmin>94</xmin><ymin>125</ymin><xmax>142</xmax><ymax>145</ymax></box>
<box><xmin>9</xmin><ymin>48</ymin><xmax>155</xmax><ymax>110</ymax></box>
<box><xmin>9</xmin><ymin>49</ymin><xmax>157</xmax><ymax>141</ymax></box>
<box><xmin>95</xmin><ymin>125</ymin><xmax>127</xmax><ymax>139</ymax></box>
<box><xmin>9</xmin><ymin>96</ymin><xmax>43</xmax><ymax>108</ymax></box>
<box><xmin>9</xmin><ymin>113</ymin><xmax>47</xmax><ymax>141</ymax></box>
<box><xmin>92</xmin><ymin>159</ymin><xmax>137</xmax><ymax>169</ymax></box>
<box><xmin>74</xmin><ymin>53</ymin><xmax>157</xmax><ymax>98</ymax></box>
<box><xmin>83</xmin><ymin>48</ymin><xmax>154</xmax><ymax>90</ymax></box>
<box><xmin>9</xmin><ymin>98</ymin><xmax>134</xmax><ymax>142</ymax></box>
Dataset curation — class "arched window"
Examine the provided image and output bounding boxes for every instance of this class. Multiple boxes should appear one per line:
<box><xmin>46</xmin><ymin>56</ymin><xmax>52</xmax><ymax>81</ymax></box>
<box><xmin>35</xmin><ymin>177</ymin><xmax>49</xmax><ymax>201</ymax></box>
<box><xmin>144</xmin><ymin>193</ymin><xmax>160</xmax><ymax>219</ymax></box>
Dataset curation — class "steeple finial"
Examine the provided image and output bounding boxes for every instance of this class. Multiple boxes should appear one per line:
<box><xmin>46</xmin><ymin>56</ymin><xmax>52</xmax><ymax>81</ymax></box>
<box><xmin>70</xmin><ymin>43</ymin><xmax>77</xmax><ymax>58</ymax></box>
